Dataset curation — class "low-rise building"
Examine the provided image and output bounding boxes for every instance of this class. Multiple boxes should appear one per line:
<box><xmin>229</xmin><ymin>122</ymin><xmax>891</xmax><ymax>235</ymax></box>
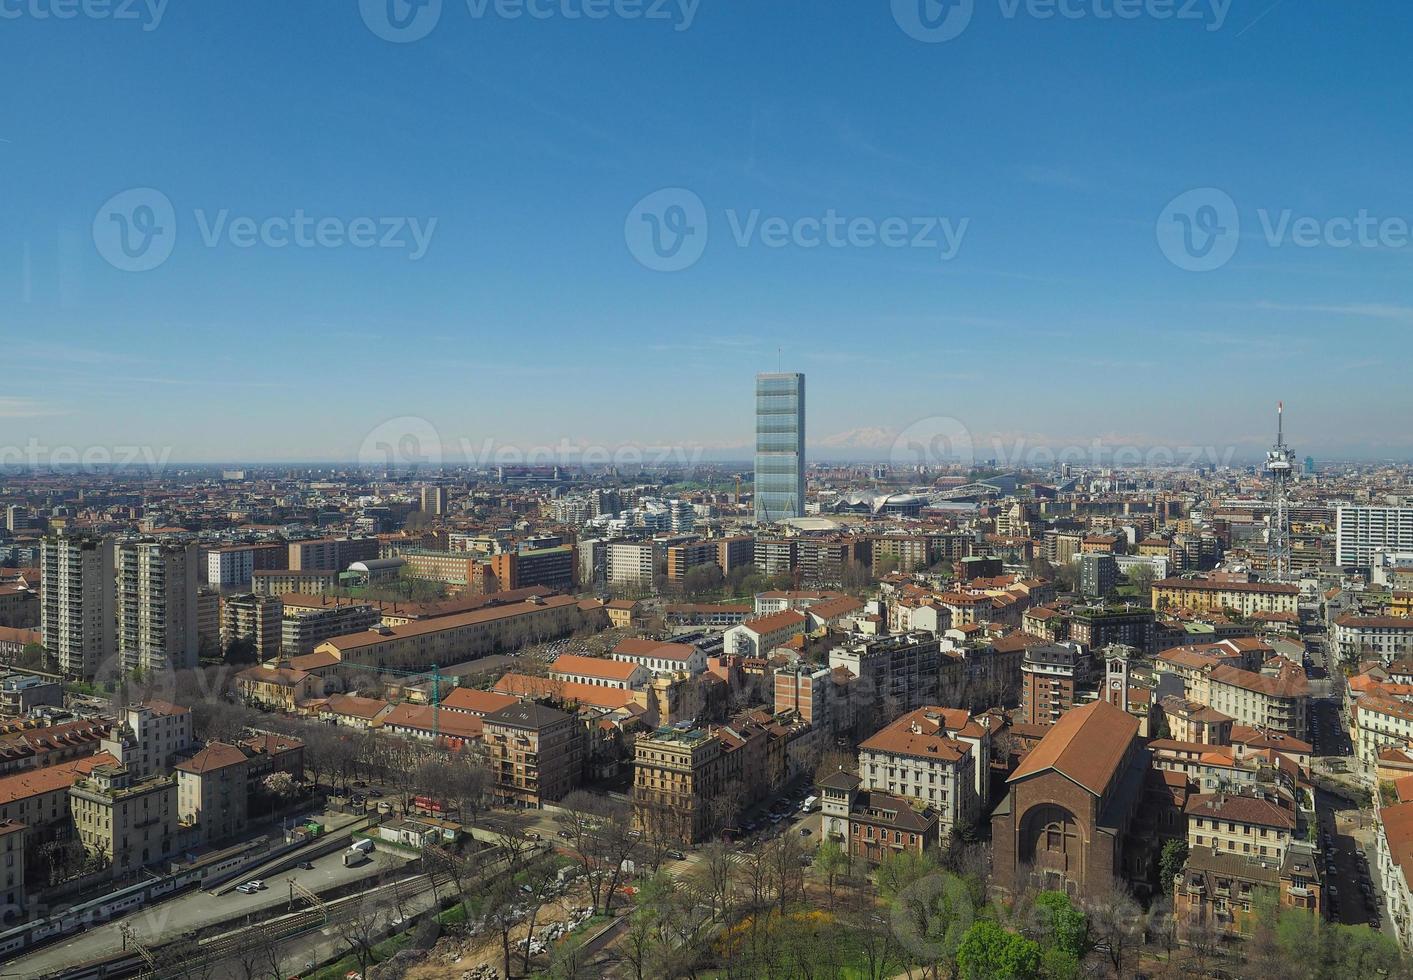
<box><xmin>69</xmin><ymin>763</ymin><xmax>178</xmax><ymax>874</ymax></box>
<box><xmin>857</xmin><ymin>706</ymin><xmax>990</xmax><ymax>839</ymax></box>
<box><xmin>175</xmin><ymin>742</ymin><xmax>250</xmax><ymax>844</ymax></box>
<box><xmin>236</xmin><ymin>665</ymin><xmax>324</xmax><ymax>711</ymax></box>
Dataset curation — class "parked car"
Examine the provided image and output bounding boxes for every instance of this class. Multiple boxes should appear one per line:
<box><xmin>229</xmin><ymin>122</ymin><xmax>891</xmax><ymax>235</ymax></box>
<box><xmin>526</xmin><ymin>831</ymin><xmax>542</xmax><ymax>841</ymax></box>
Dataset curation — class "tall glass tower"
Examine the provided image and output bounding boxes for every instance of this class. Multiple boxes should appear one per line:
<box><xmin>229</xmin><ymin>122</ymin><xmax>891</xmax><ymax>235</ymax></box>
<box><xmin>754</xmin><ymin>372</ymin><xmax>805</xmax><ymax>523</ymax></box>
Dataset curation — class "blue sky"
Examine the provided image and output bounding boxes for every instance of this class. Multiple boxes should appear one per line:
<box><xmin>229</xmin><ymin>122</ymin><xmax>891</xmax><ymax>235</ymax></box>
<box><xmin>3</xmin><ymin>0</ymin><xmax>1412</xmax><ymax>464</ymax></box>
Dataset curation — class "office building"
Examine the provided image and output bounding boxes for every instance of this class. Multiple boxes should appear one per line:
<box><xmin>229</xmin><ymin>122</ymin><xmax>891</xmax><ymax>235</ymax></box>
<box><xmin>754</xmin><ymin>372</ymin><xmax>805</xmax><ymax>523</ymax></box>
<box><xmin>41</xmin><ymin>534</ymin><xmax>116</xmax><ymax>681</ymax></box>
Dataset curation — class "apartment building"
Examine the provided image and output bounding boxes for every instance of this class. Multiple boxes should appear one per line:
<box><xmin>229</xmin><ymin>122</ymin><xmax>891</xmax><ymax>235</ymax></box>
<box><xmin>281</xmin><ymin>600</ymin><xmax>380</xmax><ymax>656</ymax></box>
<box><xmin>606</xmin><ymin>539</ymin><xmax>660</xmax><ymax>590</ymax></box>
<box><xmin>0</xmin><ymin>584</ymin><xmax>38</xmax><ymax>630</ymax></box>
<box><xmin>1187</xmin><ymin>789</ymin><xmax>1297</xmax><ymax>865</ymax></box>
<box><xmin>484</xmin><ymin>702</ymin><xmax>583</xmax><ymax>808</ymax></box>
<box><xmin>116</xmin><ymin>540</ymin><xmax>200</xmax><ymax>674</ymax></box>
<box><xmin>0</xmin><ymin>674</ymin><xmax>62</xmax><ymax>716</ymax></box>
<box><xmin>1068</xmin><ymin>605</ymin><xmax>1156</xmax><ymax>655</ymax></box>
<box><xmin>420</xmin><ymin>485</ymin><xmax>448</xmax><ymax>516</ymax></box>
<box><xmin>632</xmin><ymin>716</ymin><xmax>788</xmax><ymax>843</ymax></box>
<box><xmin>723</xmin><ymin>609</ymin><xmax>807</xmax><ymax>658</ymax></box>
<box><xmin>1377</xmin><ymin>800</ymin><xmax>1413</xmax><ymax>949</ymax></box>
<box><xmin>0</xmin><ymin>820</ymin><xmax>24</xmax><ymax>921</ymax></box>
<box><xmin>99</xmin><ymin>702</ymin><xmax>194</xmax><ymax>780</ymax></box>
<box><xmin>665</xmin><ymin>539</ymin><xmax>722</xmax><ymax>584</ymax></box>
<box><xmin>819</xmin><ymin>771</ymin><xmax>941</xmax><ymax>864</ymax></box>
<box><xmin>175</xmin><ymin>741</ymin><xmax>249</xmax><ymax>844</ymax></box>
<box><xmin>857</xmin><ymin>706</ymin><xmax>990</xmax><ymax>839</ymax></box>
<box><xmin>69</xmin><ymin>763</ymin><xmax>178</xmax><ymax>874</ymax></box>
<box><xmin>829</xmin><ymin>634</ymin><xmax>942</xmax><ymax>724</ymax></box>
<box><xmin>220</xmin><ymin>592</ymin><xmax>283</xmax><ymax>661</ymax></box>
<box><xmin>252</xmin><ymin>569</ymin><xmax>338</xmax><ymax>596</ymax></box>
<box><xmin>1355</xmin><ymin>695</ymin><xmax>1413</xmax><ymax>771</ymax></box>
<box><xmin>1205</xmin><ymin>662</ymin><xmax>1309</xmax><ymax>739</ymax></box>
<box><xmin>1152</xmin><ymin>578</ymin><xmax>1300</xmax><ymax>617</ymax></box>
<box><xmin>1338</xmin><ymin>506</ymin><xmax>1413</xmax><ymax>568</ymax></box>
<box><xmin>0</xmin><ymin>752</ymin><xmax>118</xmax><ymax>848</ymax></box>
<box><xmin>315</xmin><ymin>594</ymin><xmax>584</xmax><ymax>669</ymax></box>
<box><xmin>205</xmin><ymin>542</ymin><xmax>286</xmax><ymax>590</ymax></box>
<box><xmin>288</xmin><ymin>537</ymin><xmax>379</xmax><ymax>572</ymax></box>
<box><xmin>1020</xmin><ymin>643</ymin><xmax>1087</xmax><ymax>727</ymax></box>
<box><xmin>41</xmin><ymin>533</ymin><xmax>115</xmax><ymax>680</ymax></box>
<box><xmin>1176</xmin><ymin>841</ymin><xmax>1321</xmax><ymax>939</ymax></box>
<box><xmin>1334</xmin><ymin>615</ymin><xmax>1413</xmax><ymax>664</ymax></box>
<box><xmin>488</xmin><ymin>544</ymin><xmax>575</xmax><ymax>594</ymax></box>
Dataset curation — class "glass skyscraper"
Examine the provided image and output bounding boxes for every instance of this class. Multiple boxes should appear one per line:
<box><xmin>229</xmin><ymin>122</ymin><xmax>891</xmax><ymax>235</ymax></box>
<box><xmin>754</xmin><ymin>372</ymin><xmax>805</xmax><ymax>523</ymax></box>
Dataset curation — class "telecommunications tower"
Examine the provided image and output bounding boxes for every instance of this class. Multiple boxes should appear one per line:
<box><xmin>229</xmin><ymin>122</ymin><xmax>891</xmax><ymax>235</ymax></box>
<box><xmin>1265</xmin><ymin>402</ymin><xmax>1296</xmax><ymax>581</ymax></box>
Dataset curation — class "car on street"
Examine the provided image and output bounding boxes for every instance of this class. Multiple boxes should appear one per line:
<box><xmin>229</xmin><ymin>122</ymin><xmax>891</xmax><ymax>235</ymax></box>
<box><xmin>666</xmin><ymin>849</ymin><xmax>686</xmax><ymax>860</ymax></box>
<box><xmin>298</xmin><ymin>861</ymin><xmax>314</xmax><ymax>870</ymax></box>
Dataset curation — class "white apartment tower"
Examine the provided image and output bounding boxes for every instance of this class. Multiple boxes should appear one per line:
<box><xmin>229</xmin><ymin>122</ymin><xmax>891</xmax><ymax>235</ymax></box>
<box><xmin>41</xmin><ymin>533</ymin><xmax>116</xmax><ymax>680</ymax></box>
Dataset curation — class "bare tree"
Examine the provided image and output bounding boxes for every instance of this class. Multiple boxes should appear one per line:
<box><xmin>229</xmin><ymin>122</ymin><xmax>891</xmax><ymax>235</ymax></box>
<box><xmin>334</xmin><ymin>891</ymin><xmax>389</xmax><ymax>980</ymax></box>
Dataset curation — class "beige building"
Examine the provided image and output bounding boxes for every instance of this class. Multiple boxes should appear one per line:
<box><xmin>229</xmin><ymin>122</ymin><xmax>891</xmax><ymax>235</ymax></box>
<box><xmin>1186</xmin><ymin>790</ymin><xmax>1297</xmax><ymax>865</ymax></box>
<box><xmin>1152</xmin><ymin>578</ymin><xmax>1299</xmax><ymax>617</ymax></box>
<box><xmin>314</xmin><ymin>594</ymin><xmax>584</xmax><ymax>669</ymax></box>
<box><xmin>235</xmin><ymin>665</ymin><xmax>323</xmax><ymax>711</ymax></box>
<box><xmin>1204</xmin><ymin>662</ymin><xmax>1309</xmax><ymax>739</ymax></box>
<box><xmin>69</xmin><ymin>763</ymin><xmax>178</xmax><ymax>874</ymax></box>
<box><xmin>175</xmin><ymin>742</ymin><xmax>249</xmax><ymax>844</ymax></box>
<box><xmin>857</xmin><ymin>706</ymin><xmax>990</xmax><ymax>839</ymax></box>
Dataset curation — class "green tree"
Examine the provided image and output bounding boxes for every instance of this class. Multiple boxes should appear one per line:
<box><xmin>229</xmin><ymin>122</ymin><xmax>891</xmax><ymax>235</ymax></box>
<box><xmin>813</xmin><ymin>837</ymin><xmax>850</xmax><ymax>910</ymax></box>
<box><xmin>1029</xmin><ymin>891</ymin><xmax>1087</xmax><ymax>958</ymax></box>
<box><xmin>1159</xmin><ymin>839</ymin><xmax>1188</xmax><ymax>895</ymax></box>
<box><xmin>890</xmin><ymin>870</ymin><xmax>976</xmax><ymax>980</ymax></box>
<box><xmin>875</xmin><ymin>849</ymin><xmax>937</xmax><ymax>901</ymax></box>
<box><xmin>957</xmin><ymin>920</ymin><xmax>1041</xmax><ymax>980</ymax></box>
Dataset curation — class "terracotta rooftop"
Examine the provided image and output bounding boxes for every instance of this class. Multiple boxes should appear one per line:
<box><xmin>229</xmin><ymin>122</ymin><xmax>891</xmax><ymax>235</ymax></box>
<box><xmin>1009</xmin><ymin>700</ymin><xmax>1138</xmax><ymax>797</ymax></box>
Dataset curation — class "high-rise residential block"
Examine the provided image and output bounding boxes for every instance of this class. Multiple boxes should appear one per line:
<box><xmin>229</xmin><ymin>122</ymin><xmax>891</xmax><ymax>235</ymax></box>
<box><xmin>41</xmin><ymin>533</ymin><xmax>116</xmax><ymax>681</ymax></box>
<box><xmin>116</xmin><ymin>540</ymin><xmax>200</xmax><ymax>675</ymax></box>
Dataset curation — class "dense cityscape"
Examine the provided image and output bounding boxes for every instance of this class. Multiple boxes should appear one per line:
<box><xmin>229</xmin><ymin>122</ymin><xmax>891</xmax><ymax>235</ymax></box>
<box><xmin>0</xmin><ymin>381</ymin><xmax>1411</xmax><ymax>978</ymax></box>
<box><xmin>7</xmin><ymin>2</ymin><xmax>1412</xmax><ymax>978</ymax></box>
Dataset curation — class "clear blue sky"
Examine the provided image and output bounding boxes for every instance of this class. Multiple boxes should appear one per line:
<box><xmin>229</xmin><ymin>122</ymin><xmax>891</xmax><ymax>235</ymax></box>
<box><xmin>3</xmin><ymin>1</ymin><xmax>1412</xmax><ymax>464</ymax></box>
